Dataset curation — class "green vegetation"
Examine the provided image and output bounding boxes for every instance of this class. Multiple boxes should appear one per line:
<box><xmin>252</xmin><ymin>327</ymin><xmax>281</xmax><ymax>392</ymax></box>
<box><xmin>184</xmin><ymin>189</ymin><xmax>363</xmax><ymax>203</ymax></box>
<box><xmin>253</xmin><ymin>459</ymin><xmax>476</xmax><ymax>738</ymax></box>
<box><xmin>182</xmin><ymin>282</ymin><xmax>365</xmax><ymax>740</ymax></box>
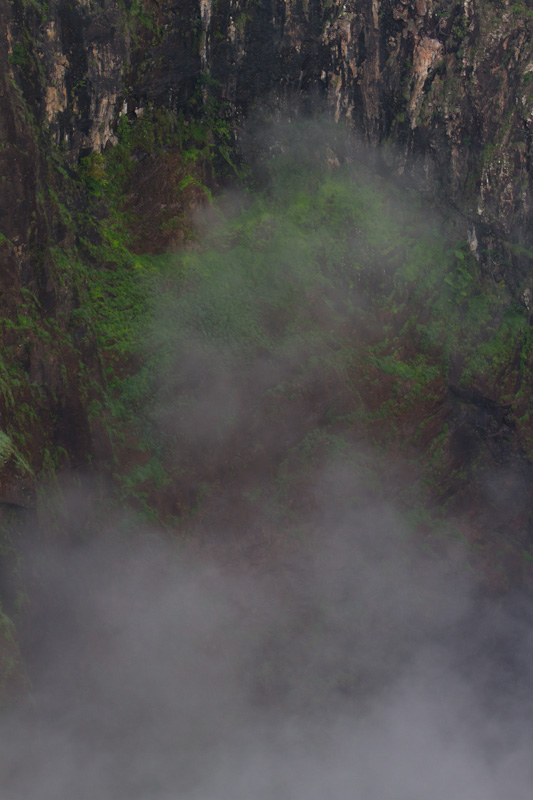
<box><xmin>0</xmin><ymin>100</ymin><xmax>529</xmax><ymax>546</ymax></box>
<box><xmin>1</xmin><ymin>68</ymin><xmax>529</xmax><ymax>547</ymax></box>
<box><xmin>511</xmin><ymin>3</ymin><xmax>533</xmax><ymax>19</ymax></box>
<box><xmin>65</xmin><ymin>127</ymin><xmax>528</xmax><ymax>535</ymax></box>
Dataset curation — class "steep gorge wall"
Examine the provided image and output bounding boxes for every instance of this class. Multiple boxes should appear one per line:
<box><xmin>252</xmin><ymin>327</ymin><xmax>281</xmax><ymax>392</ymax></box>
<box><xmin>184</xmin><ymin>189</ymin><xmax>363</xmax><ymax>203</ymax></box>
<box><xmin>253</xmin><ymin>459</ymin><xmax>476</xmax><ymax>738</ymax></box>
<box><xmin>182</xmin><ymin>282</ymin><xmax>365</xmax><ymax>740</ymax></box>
<box><xmin>0</xmin><ymin>0</ymin><xmax>102</xmax><ymax>504</ymax></box>
<box><xmin>204</xmin><ymin>0</ymin><xmax>532</xmax><ymax>269</ymax></box>
<box><xmin>0</xmin><ymin>0</ymin><xmax>531</xmax><ymax>534</ymax></box>
<box><xmin>0</xmin><ymin>0</ymin><xmax>532</xmax><ymax>698</ymax></box>
<box><xmin>1</xmin><ymin>0</ymin><xmax>530</xmax><ymax>495</ymax></box>
<box><xmin>7</xmin><ymin>1</ymin><xmax>531</xmax><ymax>259</ymax></box>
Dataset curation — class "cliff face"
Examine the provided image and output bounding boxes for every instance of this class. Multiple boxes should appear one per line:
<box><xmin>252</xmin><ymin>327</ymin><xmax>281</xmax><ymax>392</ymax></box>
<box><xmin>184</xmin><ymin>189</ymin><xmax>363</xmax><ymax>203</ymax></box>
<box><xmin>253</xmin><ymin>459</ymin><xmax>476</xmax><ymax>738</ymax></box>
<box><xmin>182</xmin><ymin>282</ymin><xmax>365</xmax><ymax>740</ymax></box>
<box><xmin>1</xmin><ymin>0</ymin><xmax>530</xmax><ymax>488</ymax></box>
<box><xmin>0</xmin><ymin>0</ymin><xmax>532</xmax><ymax>697</ymax></box>
<box><xmin>205</xmin><ymin>0</ymin><xmax>532</xmax><ymax>268</ymax></box>
<box><xmin>7</xmin><ymin>1</ymin><xmax>531</xmax><ymax>258</ymax></box>
<box><xmin>1</xmin><ymin>0</ymin><xmax>99</xmax><ymax>503</ymax></box>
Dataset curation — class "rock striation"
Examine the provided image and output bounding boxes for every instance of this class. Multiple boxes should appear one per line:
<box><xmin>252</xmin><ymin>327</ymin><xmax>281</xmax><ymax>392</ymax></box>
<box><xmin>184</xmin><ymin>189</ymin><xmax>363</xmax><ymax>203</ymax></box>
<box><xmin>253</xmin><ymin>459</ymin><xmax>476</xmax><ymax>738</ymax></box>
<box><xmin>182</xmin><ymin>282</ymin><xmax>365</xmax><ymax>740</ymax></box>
<box><xmin>4</xmin><ymin>2</ymin><xmax>531</xmax><ymax>252</ymax></box>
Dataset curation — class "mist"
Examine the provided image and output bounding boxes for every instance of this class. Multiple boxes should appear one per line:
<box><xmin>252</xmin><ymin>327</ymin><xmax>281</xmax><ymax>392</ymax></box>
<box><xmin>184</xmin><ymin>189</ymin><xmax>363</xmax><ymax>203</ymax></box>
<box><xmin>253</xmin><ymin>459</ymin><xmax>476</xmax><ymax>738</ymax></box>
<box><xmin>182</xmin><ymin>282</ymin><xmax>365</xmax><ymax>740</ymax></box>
<box><xmin>2</xmin><ymin>120</ymin><xmax>533</xmax><ymax>799</ymax></box>
<box><xmin>3</xmin><ymin>490</ymin><xmax>533</xmax><ymax>799</ymax></box>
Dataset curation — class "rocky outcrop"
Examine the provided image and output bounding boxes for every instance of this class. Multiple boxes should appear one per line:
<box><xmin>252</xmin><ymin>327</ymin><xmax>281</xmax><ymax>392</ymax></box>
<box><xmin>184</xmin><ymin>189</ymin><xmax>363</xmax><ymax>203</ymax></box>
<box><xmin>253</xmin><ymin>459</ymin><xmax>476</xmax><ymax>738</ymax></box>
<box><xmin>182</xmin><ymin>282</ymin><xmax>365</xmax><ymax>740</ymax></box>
<box><xmin>204</xmin><ymin>0</ymin><xmax>532</xmax><ymax>275</ymax></box>
<box><xmin>1</xmin><ymin>0</ymin><xmax>109</xmax><ymax>483</ymax></box>
<box><xmin>4</xmin><ymin>2</ymin><xmax>531</xmax><ymax>263</ymax></box>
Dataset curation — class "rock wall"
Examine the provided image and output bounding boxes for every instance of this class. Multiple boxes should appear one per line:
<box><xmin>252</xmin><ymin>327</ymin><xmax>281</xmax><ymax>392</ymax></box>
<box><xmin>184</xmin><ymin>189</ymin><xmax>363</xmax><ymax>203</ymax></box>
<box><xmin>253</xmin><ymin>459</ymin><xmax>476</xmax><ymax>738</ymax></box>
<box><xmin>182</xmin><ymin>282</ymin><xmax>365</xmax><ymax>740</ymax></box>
<box><xmin>0</xmin><ymin>0</ymin><xmax>532</xmax><ymax>698</ymax></box>
<box><xmin>201</xmin><ymin>0</ymin><xmax>532</xmax><ymax>269</ymax></box>
<box><xmin>1</xmin><ymin>0</ymin><xmax>98</xmax><ymax>500</ymax></box>
<box><xmin>4</xmin><ymin>1</ymin><xmax>531</xmax><ymax>256</ymax></box>
<box><xmin>0</xmin><ymin>0</ymin><xmax>530</xmax><ymax>523</ymax></box>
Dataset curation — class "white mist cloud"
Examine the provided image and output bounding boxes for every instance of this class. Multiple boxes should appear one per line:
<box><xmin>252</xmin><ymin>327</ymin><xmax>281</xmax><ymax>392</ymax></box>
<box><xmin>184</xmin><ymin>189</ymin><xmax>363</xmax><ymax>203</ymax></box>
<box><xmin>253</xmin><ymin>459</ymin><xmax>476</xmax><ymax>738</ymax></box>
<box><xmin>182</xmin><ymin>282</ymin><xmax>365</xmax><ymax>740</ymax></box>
<box><xmin>2</xmin><ymin>120</ymin><xmax>532</xmax><ymax>800</ymax></box>
<box><xmin>1</xmin><ymin>483</ymin><xmax>533</xmax><ymax>800</ymax></box>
